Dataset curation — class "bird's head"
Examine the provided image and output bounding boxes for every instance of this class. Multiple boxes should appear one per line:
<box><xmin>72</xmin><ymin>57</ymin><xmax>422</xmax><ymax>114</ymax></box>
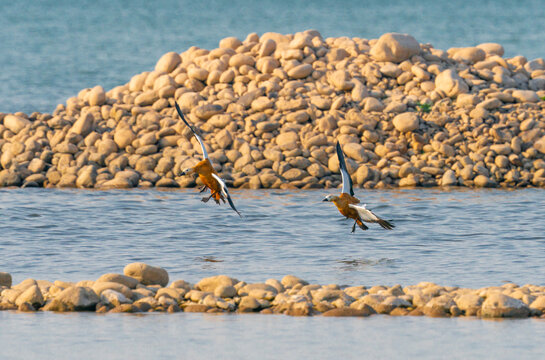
<box><xmin>322</xmin><ymin>194</ymin><xmax>338</xmax><ymax>202</ymax></box>
<box><xmin>181</xmin><ymin>167</ymin><xmax>195</xmax><ymax>176</ymax></box>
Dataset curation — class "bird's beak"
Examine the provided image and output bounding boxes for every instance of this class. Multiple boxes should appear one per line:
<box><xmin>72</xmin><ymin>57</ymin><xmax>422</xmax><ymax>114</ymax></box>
<box><xmin>322</xmin><ymin>198</ymin><xmax>328</xmax><ymax>202</ymax></box>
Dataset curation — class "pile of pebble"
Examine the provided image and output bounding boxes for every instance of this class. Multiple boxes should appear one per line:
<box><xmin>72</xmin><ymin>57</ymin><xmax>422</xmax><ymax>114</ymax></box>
<box><xmin>1</xmin><ymin>30</ymin><xmax>545</xmax><ymax>190</ymax></box>
<box><xmin>0</xmin><ymin>263</ymin><xmax>544</xmax><ymax>318</ymax></box>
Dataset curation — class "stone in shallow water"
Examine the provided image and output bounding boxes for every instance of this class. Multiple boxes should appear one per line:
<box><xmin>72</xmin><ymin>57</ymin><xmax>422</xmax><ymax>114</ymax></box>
<box><xmin>238</xmin><ymin>296</ymin><xmax>261</xmax><ymax>312</ymax></box>
<box><xmin>322</xmin><ymin>307</ymin><xmax>372</xmax><ymax>317</ymax></box>
<box><xmin>100</xmin><ymin>289</ymin><xmax>132</xmax><ymax>307</ymax></box>
<box><xmin>0</xmin><ymin>272</ymin><xmax>12</xmax><ymax>287</ymax></box>
<box><xmin>96</xmin><ymin>273</ymin><xmax>139</xmax><ymax>289</ymax></box>
<box><xmin>455</xmin><ymin>293</ymin><xmax>483</xmax><ymax>316</ymax></box>
<box><xmin>123</xmin><ymin>263</ymin><xmax>169</xmax><ymax>287</ymax></box>
<box><xmin>44</xmin><ymin>286</ymin><xmax>99</xmax><ymax>312</ymax></box>
<box><xmin>15</xmin><ymin>285</ymin><xmax>44</xmax><ymax>308</ymax></box>
<box><xmin>214</xmin><ymin>285</ymin><xmax>237</xmax><ymax>298</ymax></box>
<box><xmin>17</xmin><ymin>302</ymin><xmax>36</xmax><ymax>312</ymax></box>
<box><xmin>196</xmin><ymin>275</ymin><xmax>238</xmax><ymax>293</ymax></box>
<box><xmin>481</xmin><ymin>293</ymin><xmax>530</xmax><ymax>318</ymax></box>
<box><xmin>183</xmin><ymin>304</ymin><xmax>210</xmax><ymax>313</ymax></box>
<box><xmin>92</xmin><ymin>282</ymin><xmax>133</xmax><ymax>300</ymax></box>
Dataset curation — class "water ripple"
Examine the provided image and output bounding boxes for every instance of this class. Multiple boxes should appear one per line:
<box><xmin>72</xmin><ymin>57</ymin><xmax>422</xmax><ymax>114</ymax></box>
<box><xmin>0</xmin><ymin>188</ymin><xmax>544</xmax><ymax>288</ymax></box>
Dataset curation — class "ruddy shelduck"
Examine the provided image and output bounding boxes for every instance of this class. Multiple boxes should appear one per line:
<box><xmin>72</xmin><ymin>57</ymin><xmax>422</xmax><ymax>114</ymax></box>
<box><xmin>175</xmin><ymin>102</ymin><xmax>241</xmax><ymax>217</ymax></box>
<box><xmin>323</xmin><ymin>142</ymin><xmax>394</xmax><ymax>232</ymax></box>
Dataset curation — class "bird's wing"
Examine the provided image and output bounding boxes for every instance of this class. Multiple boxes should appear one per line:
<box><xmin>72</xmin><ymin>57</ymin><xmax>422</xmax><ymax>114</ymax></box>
<box><xmin>211</xmin><ymin>173</ymin><xmax>242</xmax><ymax>217</ymax></box>
<box><xmin>174</xmin><ymin>102</ymin><xmax>209</xmax><ymax>159</ymax></box>
<box><xmin>336</xmin><ymin>142</ymin><xmax>354</xmax><ymax>196</ymax></box>
<box><xmin>348</xmin><ymin>204</ymin><xmax>395</xmax><ymax>230</ymax></box>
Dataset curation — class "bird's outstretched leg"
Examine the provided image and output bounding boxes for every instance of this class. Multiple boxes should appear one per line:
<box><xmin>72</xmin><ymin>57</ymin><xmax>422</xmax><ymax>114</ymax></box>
<box><xmin>201</xmin><ymin>194</ymin><xmax>214</xmax><ymax>203</ymax></box>
<box><xmin>199</xmin><ymin>186</ymin><xmax>207</xmax><ymax>193</ymax></box>
<box><xmin>351</xmin><ymin>221</ymin><xmax>357</xmax><ymax>233</ymax></box>
<box><xmin>357</xmin><ymin>219</ymin><xmax>369</xmax><ymax>231</ymax></box>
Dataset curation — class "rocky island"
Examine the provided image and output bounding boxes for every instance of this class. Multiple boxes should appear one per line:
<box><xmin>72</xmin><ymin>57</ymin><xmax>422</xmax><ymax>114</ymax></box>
<box><xmin>1</xmin><ymin>264</ymin><xmax>543</xmax><ymax>319</ymax></box>
<box><xmin>1</xmin><ymin>30</ymin><xmax>545</xmax><ymax>190</ymax></box>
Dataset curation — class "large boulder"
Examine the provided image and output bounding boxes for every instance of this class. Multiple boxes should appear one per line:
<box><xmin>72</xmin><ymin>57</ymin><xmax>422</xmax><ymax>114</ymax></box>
<box><xmin>449</xmin><ymin>47</ymin><xmax>486</xmax><ymax>63</ymax></box>
<box><xmin>370</xmin><ymin>33</ymin><xmax>420</xmax><ymax>63</ymax></box>
<box><xmin>455</xmin><ymin>293</ymin><xmax>484</xmax><ymax>315</ymax></box>
<box><xmin>123</xmin><ymin>263</ymin><xmax>169</xmax><ymax>287</ymax></box>
<box><xmin>476</xmin><ymin>43</ymin><xmax>505</xmax><ymax>57</ymax></box>
<box><xmin>393</xmin><ymin>112</ymin><xmax>420</xmax><ymax>132</ymax></box>
<box><xmin>4</xmin><ymin>114</ymin><xmax>30</xmax><ymax>134</ymax></box>
<box><xmin>512</xmin><ymin>90</ymin><xmax>540</xmax><ymax>103</ymax></box>
<box><xmin>88</xmin><ymin>85</ymin><xmax>106</xmax><ymax>107</ymax></box>
<box><xmin>96</xmin><ymin>273</ymin><xmax>139</xmax><ymax>289</ymax></box>
<box><xmin>196</xmin><ymin>275</ymin><xmax>238</xmax><ymax>292</ymax></box>
<box><xmin>44</xmin><ymin>286</ymin><xmax>100</xmax><ymax>311</ymax></box>
<box><xmin>435</xmin><ymin>69</ymin><xmax>469</xmax><ymax>97</ymax></box>
<box><xmin>155</xmin><ymin>52</ymin><xmax>181</xmax><ymax>73</ymax></box>
<box><xmin>481</xmin><ymin>293</ymin><xmax>530</xmax><ymax>318</ymax></box>
<box><xmin>276</xmin><ymin>131</ymin><xmax>300</xmax><ymax>151</ymax></box>
<box><xmin>70</xmin><ymin>112</ymin><xmax>94</xmax><ymax>137</ymax></box>
<box><xmin>15</xmin><ymin>285</ymin><xmax>44</xmax><ymax>308</ymax></box>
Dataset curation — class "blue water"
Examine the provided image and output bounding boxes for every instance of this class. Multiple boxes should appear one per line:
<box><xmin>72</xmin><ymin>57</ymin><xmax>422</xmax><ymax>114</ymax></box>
<box><xmin>1</xmin><ymin>188</ymin><xmax>544</xmax><ymax>288</ymax></box>
<box><xmin>1</xmin><ymin>312</ymin><xmax>544</xmax><ymax>360</ymax></box>
<box><xmin>1</xmin><ymin>0</ymin><xmax>545</xmax><ymax>114</ymax></box>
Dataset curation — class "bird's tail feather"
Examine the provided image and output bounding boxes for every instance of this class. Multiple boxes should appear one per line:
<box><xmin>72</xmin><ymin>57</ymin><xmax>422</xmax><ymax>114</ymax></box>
<box><xmin>377</xmin><ymin>218</ymin><xmax>395</xmax><ymax>230</ymax></box>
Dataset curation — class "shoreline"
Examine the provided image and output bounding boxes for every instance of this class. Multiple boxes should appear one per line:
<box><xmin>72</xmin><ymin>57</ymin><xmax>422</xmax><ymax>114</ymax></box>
<box><xmin>1</xmin><ymin>263</ymin><xmax>544</xmax><ymax>319</ymax></box>
<box><xmin>0</xmin><ymin>30</ymin><xmax>544</xmax><ymax>191</ymax></box>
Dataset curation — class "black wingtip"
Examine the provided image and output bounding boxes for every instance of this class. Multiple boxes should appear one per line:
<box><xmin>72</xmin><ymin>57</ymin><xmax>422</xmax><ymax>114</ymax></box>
<box><xmin>227</xmin><ymin>196</ymin><xmax>242</xmax><ymax>218</ymax></box>
<box><xmin>336</xmin><ymin>141</ymin><xmax>354</xmax><ymax>196</ymax></box>
<box><xmin>174</xmin><ymin>102</ymin><xmax>192</xmax><ymax>129</ymax></box>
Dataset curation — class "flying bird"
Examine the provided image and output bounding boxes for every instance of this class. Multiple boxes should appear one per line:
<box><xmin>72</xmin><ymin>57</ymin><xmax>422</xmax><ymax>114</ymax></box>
<box><xmin>174</xmin><ymin>102</ymin><xmax>241</xmax><ymax>217</ymax></box>
<box><xmin>323</xmin><ymin>142</ymin><xmax>394</xmax><ymax>232</ymax></box>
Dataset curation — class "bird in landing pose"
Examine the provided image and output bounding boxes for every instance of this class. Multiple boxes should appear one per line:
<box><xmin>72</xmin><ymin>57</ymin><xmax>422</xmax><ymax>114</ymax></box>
<box><xmin>174</xmin><ymin>102</ymin><xmax>241</xmax><ymax>217</ymax></box>
<box><xmin>323</xmin><ymin>142</ymin><xmax>394</xmax><ymax>233</ymax></box>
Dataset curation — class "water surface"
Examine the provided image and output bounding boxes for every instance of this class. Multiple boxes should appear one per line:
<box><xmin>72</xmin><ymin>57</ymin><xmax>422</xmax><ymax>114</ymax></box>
<box><xmin>1</xmin><ymin>311</ymin><xmax>544</xmax><ymax>360</ymax></box>
<box><xmin>1</xmin><ymin>188</ymin><xmax>544</xmax><ymax>288</ymax></box>
<box><xmin>1</xmin><ymin>188</ymin><xmax>544</xmax><ymax>359</ymax></box>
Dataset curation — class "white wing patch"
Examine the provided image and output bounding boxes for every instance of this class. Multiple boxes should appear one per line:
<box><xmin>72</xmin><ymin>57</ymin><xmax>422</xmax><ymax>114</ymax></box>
<box><xmin>194</xmin><ymin>133</ymin><xmax>209</xmax><ymax>159</ymax></box>
<box><xmin>211</xmin><ymin>173</ymin><xmax>227</xmax><ymax>197</ymax></box>
<box><xmin>340</xmin><ymin>163</ymin><xmax>352</xmax><ymax>195</ymax></box>
<box><xmin>349</xmin><ymin>204</ymin><xmax>380</xmax><ymax>222</ymax></box>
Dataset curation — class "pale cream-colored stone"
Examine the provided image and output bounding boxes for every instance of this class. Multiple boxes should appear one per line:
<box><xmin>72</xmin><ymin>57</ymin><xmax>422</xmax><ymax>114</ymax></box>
<box><xmin>393</xmin><ymin>112</ymin><xmax>419</xmax><ymax>132</ymax></box>
<box><xmin>435</xmin><ymin>69</ymin><xmax>469</xmax><ymax>97</ymax></box>
<box><xmin>155</xmin><ymin>52</ymin><xmax>181</xmax><ymax>73</ymax></box>
<box><xmin>196</xmin><ymin>275</ymin><xmax>238</xmax><ymax>292</ymax></box>
<box><xmin>15</xmin><ymin>285</ymin><xmax>44</xmax><ymax>307</ymax></box>
<box><xmin>123</xmin><ymin>263</ymin><xmax>169</xmax><ymax>287</ymax></box>
<box><xmin>96</xmin><ymin>273</ymin><xmax>139</xmax><ymax>289</ymax></box>
<box><xmin>481</xmin><ymin>293</ymin><xmax>530</xmax><ymax>318</ymax></box>
<box><xmin>4</xmin><ymin>115</ymin><xmax>30</xmax><ymax>134</ymax></box>
<box><xmin>370</xmin><ymin>33</ymin><xmax>420</xmax><ymax>63</ymax></box>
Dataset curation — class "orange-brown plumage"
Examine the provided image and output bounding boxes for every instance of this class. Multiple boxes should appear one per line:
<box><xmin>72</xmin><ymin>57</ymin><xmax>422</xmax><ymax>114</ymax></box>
<box><xmin>193</xmin><ymin>159</ymin><xmax>222</xmax><ymax>203</ymax></box>
<box><xmin>330</xmin><ymin>193</ymin><xmax>367</xmax><ymax>230</ymax></box>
